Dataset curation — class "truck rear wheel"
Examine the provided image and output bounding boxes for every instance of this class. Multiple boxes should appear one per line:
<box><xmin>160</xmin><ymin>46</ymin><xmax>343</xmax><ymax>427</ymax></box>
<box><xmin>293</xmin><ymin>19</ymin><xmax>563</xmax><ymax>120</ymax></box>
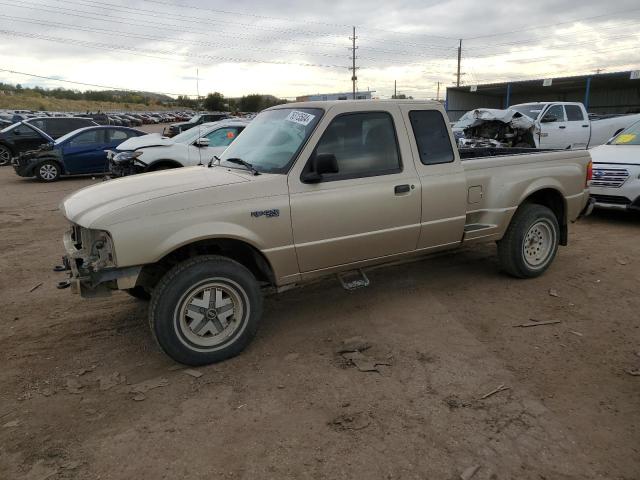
<box><xmin>149</xmin><ymin>255</ymin><xmax>262</xmax><ymax>365</ymax></box>
<box><xmin>497</xmin><ymin>204</ymin><xmax>559</xmax><ymax>278</ymax></box>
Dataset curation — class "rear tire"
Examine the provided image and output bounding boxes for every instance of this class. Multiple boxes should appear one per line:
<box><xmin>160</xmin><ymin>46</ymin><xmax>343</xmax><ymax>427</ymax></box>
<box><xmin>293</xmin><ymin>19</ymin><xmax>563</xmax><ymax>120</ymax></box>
<box><xmin>35</xmin><ymin>161</ymin><xmax>61</xmax><ymax>182</ymax></box>
<box><xmin>149</xmin><ymin>255</ymin><xmax>262</xmax><ymax>365</ymax></box>
<box><xmin>497</xmin><ymin>204</ymin><xmax>559</xmax><ymax>278</ymax></box>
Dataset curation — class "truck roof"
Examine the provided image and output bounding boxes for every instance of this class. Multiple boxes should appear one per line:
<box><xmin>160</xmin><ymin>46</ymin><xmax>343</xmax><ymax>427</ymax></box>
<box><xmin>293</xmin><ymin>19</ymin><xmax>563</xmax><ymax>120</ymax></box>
<box><xmin>267</xmin><ymin>99</ymin><xmax>444</xmax><ymax>111</ymax></box>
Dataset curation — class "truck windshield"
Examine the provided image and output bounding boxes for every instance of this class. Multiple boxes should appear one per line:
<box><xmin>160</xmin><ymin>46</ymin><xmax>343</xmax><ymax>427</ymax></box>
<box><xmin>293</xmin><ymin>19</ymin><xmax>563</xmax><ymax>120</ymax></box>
<box><xmin>218</xmin><ymin>108</ymin><xmax>323</xmax><ymax>174</ymax></box>
<box><xmin>511</xmin><ymin>104</ymin><xmax>543</xmax><ymax>120</ymax></box>
<box><xmin>610</xmin><ymin>120</ymin><xmax>640</xmax><ymax>145</ymax></box>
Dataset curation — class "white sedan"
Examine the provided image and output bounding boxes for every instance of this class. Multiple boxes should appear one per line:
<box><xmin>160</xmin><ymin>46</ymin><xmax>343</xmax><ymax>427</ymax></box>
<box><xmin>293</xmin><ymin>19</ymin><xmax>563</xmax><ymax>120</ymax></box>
<box><xmin>589</xmin><ymin>120</ymin><xmax>640</xmax><ymax>211</ymax></box>
<box><xmin>109</xmin><ymin>119</ymin><xmax>250</xmax><ymax>177</ymax></box>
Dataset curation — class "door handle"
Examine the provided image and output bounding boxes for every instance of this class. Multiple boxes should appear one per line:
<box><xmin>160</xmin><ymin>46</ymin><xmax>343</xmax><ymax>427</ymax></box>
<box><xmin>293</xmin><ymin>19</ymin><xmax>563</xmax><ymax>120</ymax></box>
<box><xmin>558</xmin><ymin>126</ymin><xmax>566</xmax><ymax>129</ymax></box>
<box><xmin>582</xmin><ymin>125</ymin><xmax>589</xmax><ymax>128</ymax></box>
<box><xmin>394</xmin><ymin>184</ymin><xmax>411</xmax><ymax>194</ymax></box>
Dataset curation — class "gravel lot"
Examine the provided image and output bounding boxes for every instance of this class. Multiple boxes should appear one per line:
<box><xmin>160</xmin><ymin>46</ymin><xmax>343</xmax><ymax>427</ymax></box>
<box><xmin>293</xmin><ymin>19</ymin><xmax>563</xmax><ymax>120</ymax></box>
<box><xmin>0</xmin><ymin>166</ymin><xmax>639</xmax><ymax>480</ymax></box>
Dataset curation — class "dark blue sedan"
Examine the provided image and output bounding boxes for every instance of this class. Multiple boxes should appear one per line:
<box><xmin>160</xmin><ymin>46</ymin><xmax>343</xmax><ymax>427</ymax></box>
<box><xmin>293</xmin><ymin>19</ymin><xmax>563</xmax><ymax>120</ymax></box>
<box><xmin>12</xmin><ymin>126</ymin><xmax>145</xmax><ymax>182</ymax></box>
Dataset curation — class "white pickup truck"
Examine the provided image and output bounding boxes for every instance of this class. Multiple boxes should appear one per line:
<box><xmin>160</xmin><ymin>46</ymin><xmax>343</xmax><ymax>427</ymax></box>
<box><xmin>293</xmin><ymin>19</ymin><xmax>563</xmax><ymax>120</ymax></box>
<box><xmin>511</xmin><ymin>102</ymin><xmax>640</xmax><ymax>149</ymax></box>
<box><xmin>457</xmin><ymin>102</ymin><xmax>640</xmax><ymax>150</ymax></box>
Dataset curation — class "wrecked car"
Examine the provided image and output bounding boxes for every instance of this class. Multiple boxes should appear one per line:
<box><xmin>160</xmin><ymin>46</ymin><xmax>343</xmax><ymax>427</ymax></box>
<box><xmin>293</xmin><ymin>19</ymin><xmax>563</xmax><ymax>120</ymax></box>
<box><xmin>108</xmin><ymin>119</ymin><xmax>250</xmax><ymax>177</ymax></box>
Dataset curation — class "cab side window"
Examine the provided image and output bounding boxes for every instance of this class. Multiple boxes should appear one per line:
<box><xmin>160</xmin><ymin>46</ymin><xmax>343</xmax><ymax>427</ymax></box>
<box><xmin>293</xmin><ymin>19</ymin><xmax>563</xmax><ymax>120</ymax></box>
<box><xmin>313</xmin><ymin>112</ymin><xmax>401</xmax><ymax>181</ymax></box>
<box><xmin>408</xmin><ymin>110</ymin><xmax>454</xmax><ymax>165</ymax></box>
<box><xmin>545</xmin><ymin>105</ymin><xmax>566</xmax><ymax>122</ymax></box>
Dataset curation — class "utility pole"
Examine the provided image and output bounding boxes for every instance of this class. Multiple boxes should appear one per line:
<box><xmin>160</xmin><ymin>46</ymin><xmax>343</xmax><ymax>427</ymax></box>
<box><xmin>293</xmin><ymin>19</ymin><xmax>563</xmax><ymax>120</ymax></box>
<box><xmin>456</xmin><ymin>39</ymin><xmax>462</xmax><ymax>87</ymax></box>
<box><xmin>350</xmin><ymin>26</ymin><xmax>358</xmax><ymax>99</ymax></box>
<box><xmin>436</xmin><ymin>81</ymin><xmax>441</xmax><ymax>101</ymax></box>
<box><xmin>394</xmin><ymin>80</ymin><xmax>397</xmax><ymax>99</ymax></box>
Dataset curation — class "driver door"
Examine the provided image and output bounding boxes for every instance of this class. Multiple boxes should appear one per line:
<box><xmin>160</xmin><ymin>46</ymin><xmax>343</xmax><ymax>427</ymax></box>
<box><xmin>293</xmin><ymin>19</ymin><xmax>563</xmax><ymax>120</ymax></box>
<box><xmin>288</xmin><ymin>107</ymin><xmax>421</xmax><ymax>273</ymax></box>
<box><xmin>539</xmin><ymin>104</ymin><xmax>569</xmax><ymax>149</ymax></box>
<box><xmin>62</xmin><ymin>129</ymin><xmax>109</xmax><ymax>174</ymax></box>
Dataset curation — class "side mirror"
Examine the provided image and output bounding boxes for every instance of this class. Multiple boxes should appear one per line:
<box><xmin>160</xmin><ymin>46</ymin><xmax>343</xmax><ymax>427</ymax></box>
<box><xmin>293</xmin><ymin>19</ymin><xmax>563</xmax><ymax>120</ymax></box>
<box><xmin>301</xmin><ymin>153</ymin><xmax>339</xmax><ymax>183</ymax></box>
<box><xmin>194</xmin><ymin>137</ymin><xmax>210</xmax><ymax>147</ymax></box>
<box><xmin>541</xmin><ymin>114</ymin><xmax>558</xmax><ymax>123</ymax></box>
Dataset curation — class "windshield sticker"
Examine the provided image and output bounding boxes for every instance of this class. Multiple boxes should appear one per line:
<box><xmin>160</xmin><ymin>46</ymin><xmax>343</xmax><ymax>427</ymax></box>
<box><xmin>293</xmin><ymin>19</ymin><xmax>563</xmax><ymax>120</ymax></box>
<box><xmin>286</xmin><ymin>111</ymin><xmax>315</xmax><ymax>126</ymax></box>
<box><xmin>614</xmin><ymin>133</ymin><xmax>636</xmax><ymax>144</ymax></box>
<box><xmin>226</xmin><ymin>131</ymin><xmax>235</xmax><ymax>139</ymax></box>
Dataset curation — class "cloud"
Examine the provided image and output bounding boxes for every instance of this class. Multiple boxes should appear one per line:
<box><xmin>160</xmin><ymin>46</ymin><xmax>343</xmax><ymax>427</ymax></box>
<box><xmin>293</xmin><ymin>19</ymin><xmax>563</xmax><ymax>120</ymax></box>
<box><xmin>0</xmin><ymin>0</ymin><xmax>638</xmax><ymax>98</ymax></box>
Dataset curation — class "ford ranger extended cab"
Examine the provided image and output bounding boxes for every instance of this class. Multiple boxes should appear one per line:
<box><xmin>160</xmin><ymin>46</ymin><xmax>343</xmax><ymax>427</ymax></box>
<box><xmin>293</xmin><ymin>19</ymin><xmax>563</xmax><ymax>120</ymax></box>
<box><xmin>59</xmin><ymin>100</ymin><xmax>593</xmax><ymax>365</ymax></box>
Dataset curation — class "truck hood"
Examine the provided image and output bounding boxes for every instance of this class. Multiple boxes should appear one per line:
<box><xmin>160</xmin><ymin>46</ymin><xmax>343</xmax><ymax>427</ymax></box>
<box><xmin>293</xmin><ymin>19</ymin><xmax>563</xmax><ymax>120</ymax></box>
<box><xmin>590</xmin><ymin>144</ymin><xmax>640</xmax><ymax>166</ymax></box>
<box><xmin>116</xmin><ymin>133</ymin><xmax>172</xmax><ymax>151</ymax></box>
<box><xmin>62</xmin><ymin>166</ymin><xmax>249</xmax><ymax>227</ymax></box>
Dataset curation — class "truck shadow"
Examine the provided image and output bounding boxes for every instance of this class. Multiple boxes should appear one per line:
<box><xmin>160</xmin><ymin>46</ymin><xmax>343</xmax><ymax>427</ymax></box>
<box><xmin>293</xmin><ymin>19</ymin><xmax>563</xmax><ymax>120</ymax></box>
<box><xmin>586</xmin><ymin>208</ymin><xmax>640</xmax><ymax>226</ymax></box>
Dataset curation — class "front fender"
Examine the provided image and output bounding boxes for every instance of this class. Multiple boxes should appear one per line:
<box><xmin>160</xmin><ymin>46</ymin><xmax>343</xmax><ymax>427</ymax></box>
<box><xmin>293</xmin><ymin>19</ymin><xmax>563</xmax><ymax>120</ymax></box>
<box><xmin>152</xmin><ymin>221</ymin><xmax>265</xmax><ymax>263</ymax></box>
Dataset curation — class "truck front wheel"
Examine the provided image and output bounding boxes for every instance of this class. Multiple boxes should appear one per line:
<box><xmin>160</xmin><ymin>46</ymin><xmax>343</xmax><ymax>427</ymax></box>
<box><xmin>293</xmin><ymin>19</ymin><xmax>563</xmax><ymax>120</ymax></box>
<box><xmin>497</xmin><ymin>204</ymin><xmax>559</xmax><ymax>278</ymax></box>
<box><xmin>149</xmin><ymin>255</ymin><xmax>262</xmax><ymax>365</ymax></box>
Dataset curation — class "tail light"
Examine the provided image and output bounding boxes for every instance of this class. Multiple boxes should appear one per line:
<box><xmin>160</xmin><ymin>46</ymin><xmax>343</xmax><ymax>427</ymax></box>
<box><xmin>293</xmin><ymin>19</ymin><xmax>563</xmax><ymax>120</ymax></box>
<box><xmin>586</xmin><ymin>160</ymin><xmax>593</xmax><ymax>187</ymax></box>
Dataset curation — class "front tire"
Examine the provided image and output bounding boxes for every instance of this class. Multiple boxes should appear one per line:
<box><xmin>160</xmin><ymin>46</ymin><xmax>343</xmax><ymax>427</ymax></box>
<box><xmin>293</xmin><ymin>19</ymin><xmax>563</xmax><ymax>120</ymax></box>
<box><xmin>126</xmin><ymin>286</ymin><xmax>151</xmax><ymax>301</ymax></box>
<box><xmin>497</xmin><ymin>204</ymin><xmax>559</xmax><ymax>278</ymax></box>
<box><xmin>35</xmin><ymin>161</ymin><xmax>61</xmax><ymax>182</ymax></box>
<box><xmin>0</xmin><ymin>145</ymin><xmax>12</xmax><ymax>166</ymax></box>
<box><xmin>149</xmin><ymin>255</ymin><xmax>262</xmax><ymax>365</ymax></box>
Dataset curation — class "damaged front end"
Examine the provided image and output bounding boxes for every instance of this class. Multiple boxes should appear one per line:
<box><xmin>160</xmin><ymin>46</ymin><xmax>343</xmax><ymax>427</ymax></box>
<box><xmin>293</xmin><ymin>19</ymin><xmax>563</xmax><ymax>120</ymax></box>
<box><xmin>61</xmin><ymin>224</ymin><xmax>140</xmax><ymax>297</ymax></box>
<box><xmin>107</xmin><ymin>150</ymin><xmax>147</xmax><ymax>178</ymax></box>
<box><xmin>457</xmin><ymin>109</ymin><xmax>536</xmax><ymax>148</ymax></box>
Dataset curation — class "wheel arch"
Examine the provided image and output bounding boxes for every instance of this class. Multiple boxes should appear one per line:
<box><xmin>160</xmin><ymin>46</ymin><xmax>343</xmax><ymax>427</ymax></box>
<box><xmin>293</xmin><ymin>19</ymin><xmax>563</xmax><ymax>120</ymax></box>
<box><xmin>145</xmin><ymin>159</ymin><xmax>183</xmax><ymax>171</ymax></box>
<box><xmin>35</xmin><ymin>157</ymin><xmax>66</xmax><ymax>175</ymax></box>
<box><xmin>519</xmin><ymin>187</ymin><xmax>567</xmax><ymax>245</ymax></box>
<box><xmin>137</xmin><ymin>237</ymin><xmax>276</xmax><ymax>292</ymax></box>
<box><xmin>0</xmin><ymin>141</ymin><xmax>15</xmax><ymax>155</ymax></box>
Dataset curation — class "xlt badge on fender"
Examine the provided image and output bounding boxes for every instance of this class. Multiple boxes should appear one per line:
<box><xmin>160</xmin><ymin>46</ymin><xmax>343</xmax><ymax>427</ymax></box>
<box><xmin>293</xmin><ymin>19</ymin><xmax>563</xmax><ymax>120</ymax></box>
<box><xmin>251</xmin><ymin>209</ymin><xmax>280</xmax><ymax>218</ymax></box>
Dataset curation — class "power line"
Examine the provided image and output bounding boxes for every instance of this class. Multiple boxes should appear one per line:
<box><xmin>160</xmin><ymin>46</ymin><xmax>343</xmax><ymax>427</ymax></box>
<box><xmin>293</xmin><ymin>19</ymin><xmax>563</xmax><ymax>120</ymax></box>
<box><xmin>0</xmin><ymin>28</ymin><xmax>348</xmax><ymax>69</ymax></box>
<box><xmin>0</xmin><ymin>68</ymin><xmax>195</xmax><ymax>96</ymax></box>
<box><xmin>0</xmin><ymin>0</ymin><xmax>352</xmax><ymax>50</ymax></box>
<box><xmin>141</xmin><ymin>0</ymin><xmax>459</xmax><ymax>41</ymax></box>
<box><xmin>465</xmin><ymin>17</ymin><xmax>640</xmax><ymax>50</ymax></box>
<box><xmin>463</xmin><ymin>8</ymin><xmax>640</xmax><ymax>40</ymax></box>
<box><xmin>43</xmin><ymin>0</ymin><xmax>346</xmax><ymax>39</ymax></box>
<box><xmin>0</xmin><ymin>13</ymin><xmax>351</xmax><ymax>60</ymax></box>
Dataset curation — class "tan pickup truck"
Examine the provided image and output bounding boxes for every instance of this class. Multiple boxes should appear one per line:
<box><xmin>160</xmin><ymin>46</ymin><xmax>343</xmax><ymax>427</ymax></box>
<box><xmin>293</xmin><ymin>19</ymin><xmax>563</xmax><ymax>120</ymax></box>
<box><xmin>59</xmin><ymin>100</ymin><xmax>594</xmax><ymax>365</ymax></box>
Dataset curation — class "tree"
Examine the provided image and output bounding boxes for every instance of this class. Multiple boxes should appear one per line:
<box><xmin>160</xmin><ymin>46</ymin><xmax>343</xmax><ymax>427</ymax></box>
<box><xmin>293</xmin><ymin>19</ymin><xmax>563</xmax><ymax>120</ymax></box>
<box><xmin>203</xmin><ymin>92</ymin><xmax>226</xmax><ymax>111</ymax></box>
<box><xmin>238</xmin><ymin>94</ymin><xmax>263</xmax><ymax>112</ymax></box>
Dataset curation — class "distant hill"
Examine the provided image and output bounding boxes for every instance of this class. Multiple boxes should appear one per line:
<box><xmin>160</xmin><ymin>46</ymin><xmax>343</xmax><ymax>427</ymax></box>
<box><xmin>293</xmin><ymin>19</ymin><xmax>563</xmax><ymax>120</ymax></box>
<box><xmin>0</xmin><ymin>90</ymin><xmax>176</xmax><ymax>113</ymax></box>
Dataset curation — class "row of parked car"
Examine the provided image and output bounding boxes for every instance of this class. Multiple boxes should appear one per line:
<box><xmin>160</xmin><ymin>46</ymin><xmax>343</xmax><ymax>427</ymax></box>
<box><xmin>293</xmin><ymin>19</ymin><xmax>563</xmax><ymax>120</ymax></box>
<box><xmin>0</xmin><ymin>109</ymin><xmax>195</xmax><ymax>130</ymax></box>
<box><xmin>2</xmin><ymin>106</ymin><xmax>639</xmax><ymax>215</ymax></box>
<box><xmin>1</xmin><ymin>113</ymin><xmax>250</xmax><ymax>181</ymax></box>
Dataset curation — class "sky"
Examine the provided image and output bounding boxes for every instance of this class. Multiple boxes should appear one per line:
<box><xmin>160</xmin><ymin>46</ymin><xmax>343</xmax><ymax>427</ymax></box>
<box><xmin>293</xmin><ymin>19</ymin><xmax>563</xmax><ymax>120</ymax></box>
<box><xmin>0</xmin><ymin>0</ymin><xmax>639</xmax><ymax>99</ymax></box>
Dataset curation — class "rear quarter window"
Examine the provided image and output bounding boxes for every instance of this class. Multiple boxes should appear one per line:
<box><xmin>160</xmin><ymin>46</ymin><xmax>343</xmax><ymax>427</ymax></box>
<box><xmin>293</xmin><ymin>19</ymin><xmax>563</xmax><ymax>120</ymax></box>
<box><xmin>408</xmin><ymin>110</ymin><xmax>455</xmax><ymax>165</ymax></box>
<box><xmin>565</xmin><ymin>105</ymin><xmax>585</xmax><ymax>122</ymax></box>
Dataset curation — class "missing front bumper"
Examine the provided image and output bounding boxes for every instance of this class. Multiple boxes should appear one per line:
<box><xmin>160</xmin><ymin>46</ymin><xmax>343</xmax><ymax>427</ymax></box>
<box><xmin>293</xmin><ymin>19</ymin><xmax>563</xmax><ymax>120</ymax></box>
<box><xmin>61</xmin><ymin>254</ymin><xmax>142</xmax><ymax>298</ymax></box>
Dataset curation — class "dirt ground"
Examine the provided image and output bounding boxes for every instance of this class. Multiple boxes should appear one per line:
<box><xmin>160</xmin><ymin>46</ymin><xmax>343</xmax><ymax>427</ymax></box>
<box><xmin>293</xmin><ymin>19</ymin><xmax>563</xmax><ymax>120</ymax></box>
<box><xmin>0</xmin><ymin>166</ymin><xmax>639</xmax><ymax>480</ymax></box>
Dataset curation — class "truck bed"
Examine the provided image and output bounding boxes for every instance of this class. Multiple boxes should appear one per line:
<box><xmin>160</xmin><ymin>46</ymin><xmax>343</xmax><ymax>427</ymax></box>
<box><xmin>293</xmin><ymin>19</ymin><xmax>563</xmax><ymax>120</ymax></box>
<box><xmin>459</xmin><ymin>148</ymin><xmax>591</xmax><ymax>244</ymax></box>
<box><xmin>459</xmin><ymin>147</ymin><xmax>554</xmax><ymax>160</ymax></box>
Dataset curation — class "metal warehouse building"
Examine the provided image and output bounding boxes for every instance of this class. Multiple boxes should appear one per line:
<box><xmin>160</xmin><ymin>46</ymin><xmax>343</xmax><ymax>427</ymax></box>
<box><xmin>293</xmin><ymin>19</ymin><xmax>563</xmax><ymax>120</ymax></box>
<box><xmin>445</xmin><ymin>70</ymin><xmax>640</xmax><ymax>121</ymax></box>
